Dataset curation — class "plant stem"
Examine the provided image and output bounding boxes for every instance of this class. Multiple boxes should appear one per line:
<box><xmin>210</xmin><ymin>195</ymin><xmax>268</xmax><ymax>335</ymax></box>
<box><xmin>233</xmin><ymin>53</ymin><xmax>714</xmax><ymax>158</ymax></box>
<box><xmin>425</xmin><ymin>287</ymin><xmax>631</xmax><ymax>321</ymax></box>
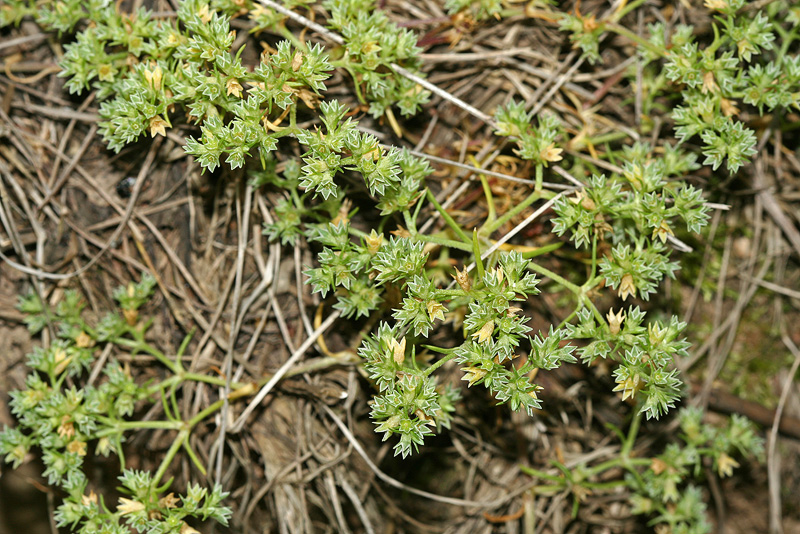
<box><xmin>425</xmin><ymin>189</ymin><xmax>471</xmax><ymax>244</ymax></box>
<box><xmin>422</xmin><ymin>352</ymin><xmax>457</xmax><ymax>377</ymax></box>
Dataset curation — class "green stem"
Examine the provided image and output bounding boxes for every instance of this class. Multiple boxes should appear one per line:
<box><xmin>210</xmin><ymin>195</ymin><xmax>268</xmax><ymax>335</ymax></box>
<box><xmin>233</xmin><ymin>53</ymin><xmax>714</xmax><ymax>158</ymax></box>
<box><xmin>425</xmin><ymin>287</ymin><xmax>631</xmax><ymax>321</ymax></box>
<box><xmin>621</xmin><ymin>410</ymin><xmax>643</xmax><ymax>457</ymax></box>
<box><xmin>151</xmin><ymin>429</ymin><xmax>188</xmax><ymax>489</ymax></box>
<box><xmin>415</xmin><ymin>232</ymin><xmax>472</xmax><ymax>252</ymax></box>
<box><xmin>526</xmin><ymin>261</ymin><xmax>581</xmax><ymax>294</ymax></box>
<box><xmin>425</xmin><ymin>189</ymin><xmax>471</xmax><ymax>244</ymax></box>
<box><xmin>422</xmin><ymin>352</ymin><xmax>457</xmax><ymax>378</ymax></box>
<box><xmin>479</xmin><ymin>172</ymin><xmax>496</xmax><ymax>225</ymax></box>
<box><xmin>522</xmin><ymin>242</ymin><xmax>563</xmax><ymax>259</ymax></box>
<box><xmin>605</xmin><ymin>22</ymin><xmax>666</xmax><ymax>58</ymax></box>
<box><xmin>483</xmin><ymin>189</ymin><xmax>547</xmax><ymax>235</ymax></box>
<box><xmin>535</xmin><ymin>164</ymin><xmax>543</xmax><ymax>193</ymax></box>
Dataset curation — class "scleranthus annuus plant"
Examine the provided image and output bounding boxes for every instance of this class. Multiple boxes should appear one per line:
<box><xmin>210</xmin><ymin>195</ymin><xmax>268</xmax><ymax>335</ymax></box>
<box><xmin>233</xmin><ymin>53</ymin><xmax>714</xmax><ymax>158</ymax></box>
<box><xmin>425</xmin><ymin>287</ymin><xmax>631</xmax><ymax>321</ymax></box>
<box><xmin>1</xmin><ymin>0</ymin><xmax>771</xmax><ymax>532</ymax></box>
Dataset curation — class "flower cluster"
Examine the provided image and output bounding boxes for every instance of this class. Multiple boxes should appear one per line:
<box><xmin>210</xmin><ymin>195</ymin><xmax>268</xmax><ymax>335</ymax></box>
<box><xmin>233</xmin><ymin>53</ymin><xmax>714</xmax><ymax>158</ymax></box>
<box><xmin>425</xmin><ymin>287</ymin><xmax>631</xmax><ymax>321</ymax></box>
<box><xmin>628</xmin><ymin>407</ymin><xmax>763</xmax><ymax>534</ymax></box>
<box><xmin>1</xmin><ymin>279</ymin><xmax>232</xmax><ymax>534</ymax></box>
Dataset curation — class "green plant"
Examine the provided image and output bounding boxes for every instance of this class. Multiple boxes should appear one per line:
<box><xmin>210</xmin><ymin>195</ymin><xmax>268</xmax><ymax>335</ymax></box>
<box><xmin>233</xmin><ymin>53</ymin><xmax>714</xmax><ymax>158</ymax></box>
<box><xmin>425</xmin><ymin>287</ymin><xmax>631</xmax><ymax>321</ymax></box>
<box><xmin>557</xmin><ymin>0</ymin><xmax>800</xmax><ymax>174</ymax></box>
<box><xmin>2</xmin><ymin>278</ymin><xmax>233</xmax><ymax>534</ymax></box>
<box><xmin>1</xmin><ymin>1</ymin><xmax>770</xmax><ymax>532</ymax></box>
<box><xmin>521</xmin><ymin>406</ymin><xmax>763</xmax><ymax>534</ymax></box>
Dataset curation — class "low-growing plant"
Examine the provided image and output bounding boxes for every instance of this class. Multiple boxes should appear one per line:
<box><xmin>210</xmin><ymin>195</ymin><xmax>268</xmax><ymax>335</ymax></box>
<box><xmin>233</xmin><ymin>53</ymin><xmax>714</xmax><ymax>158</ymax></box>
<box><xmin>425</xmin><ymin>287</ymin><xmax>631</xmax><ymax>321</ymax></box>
<box><xmin>2</xmin><ymin>278</ymin><xmax>234</xmax><ymax>533</ymax></box>
<box><xmin>0</xmin><ymin>0</ymin><xmax>772</xmax><ymax>532</ymax></box>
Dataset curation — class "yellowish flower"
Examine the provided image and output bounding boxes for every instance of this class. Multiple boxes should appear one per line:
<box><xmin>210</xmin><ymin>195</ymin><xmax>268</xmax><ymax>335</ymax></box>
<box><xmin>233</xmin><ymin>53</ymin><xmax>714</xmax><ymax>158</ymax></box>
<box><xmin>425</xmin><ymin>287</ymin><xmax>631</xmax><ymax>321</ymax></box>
<box><xmin>717</xmin><ymin>452</ymin><xmax>740</xmax><ymax>478</ymax></box>
<box><xmin>365</xmin><ymin>229</ymin><xmax>383</xmax><ymax>255</ymax></box>
<box><xmin>452</xmin><ymin>266</ymin><xmax>471</xmax><ymax>292</ymax></box>
<box><xmin>650</xmin><ymin>457</ymin><xmax>668</xmax><ymax>475</ymax></box>
<box><xmin>461</xmin><ymin>366</ymin><xmax>487</xmax><ymax>387</ymax></box>
<box><xmin>58</xmin><ymin>415</ymin><xmax>75</xmax><ymax>439</ymax></box>
<box><xmin>704</xmin><ymin>0</ymin><xmax>729</xmax><ymax>11</ymax></box>
<box><xmin>390</xmin><ymin>337</ymin><xmax>406</xmax><ymax>365</ymax></box>
<box><xmin>720</xmin><ymin>97</ymin><xmax>740</xmax><ymax>117</ymax></box>
<box><xmin>606</xmin><ymin>308</ymin><xmax>625</xmax><ymax>335</ymax></box>
<box><xmin>652</xmin><ymin>220</ymin><xmax>674</xmax><ymax>243</ymax></box>
<box><xmin>540</xmin><ymin>143</ymin><xmax>563</xmax><ymax>165</ymax></box>
<box><xmin>197</xmin><ymin>4</ymin><xmax>213</xmax><ymax>24</ymax></box>
<box><xmin>618</xmin><ymin>273</ymin><xmax>636</xmax><ymax>301</ymax></box>
<box><xmin>159</xmin><ymin>493</ymin><xmax>180</xmax><ymax>509</ymax></box>
<box><xmin>82</xmin><ymin>491</ymin><xmax>98</xmax><ymax>507</ymax></box>
<box><xmin>613</xmin><ymin>374</ymin><xmax>641</xmax><ymax>402</ymax></box>
<box><xmin>472</xmin><ymin>320</ymin><xmax>494</xmax><ymax>344</ymax></box>
<box><xmin>426</xmin><ymin>300</ymin><xmax>446</xmax><ymax>323</ymax></box>
<box><xmin>75</xmin><ymin>331</ymin><xmax>95</xmax><ymax>349</ymax></box>
<box><xmin>226</xmin><ymin>78</ymin><xmax>243</xmax><ymax>98</ymax></box>
<box><xmin>67</xmin><ymin>440</ymin><xmax>87</xmax><ymax>457</ymax></box>
<box><xmin>117</xmin><ymin>497</ymin><xmax>145</xmax><ymax>515</ymax></box>
<box><xmin>701</xmin><ymin>71</ymin><xmax>718</xmax><ymax>94</ymax></box>
<box><xmin>149</xmin><ymin>115</ymin><xmax>168</xmax><ymax>138</ymax></box>
<box><xmin>180</xmin><ymin>523</ymin><xmax>201</xmax><ymax>534</ymax></box>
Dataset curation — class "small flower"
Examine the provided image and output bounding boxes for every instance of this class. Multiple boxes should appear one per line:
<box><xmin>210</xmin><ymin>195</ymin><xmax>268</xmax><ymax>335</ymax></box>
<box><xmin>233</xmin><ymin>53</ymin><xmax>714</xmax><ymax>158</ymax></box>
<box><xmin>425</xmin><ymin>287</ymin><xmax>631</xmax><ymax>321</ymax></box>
<box><xmin>648</xmin><ymin>322</ymin><xmax>667</xmax><ymax>346</ymax></box>
<box><xmin>426</xmin><ymin>300</ymin><xmax>446</xmax><ymax>322</ymax></box>
<box><xmin>159</xmin><ymin>493</ymin><xmax>180</xmax><ymax>509</ymax></box>
<box><xmin>570</xmin><ymin>189</ymin><xmax>596</xmax><ymax>211</ymax></box>
<box><xmin>472</xmin><ymin>320</ymin><xmax>494</xmax><ymax>344</ymax></box>
<box><xmin>652</xmin><ymin>220</ymin><xmax>674</xmax><ymax>243</ymax></box>
<box><xmin>123</xmin><ymin>308</ymin><xmax>139</xmax><ymax>326</ymax></box>
<box><xmin>540</xmin><ymin>143</ymin><xmax>563</xmax><ymax>165</ymax></box>
<box><xmin>149</xmin><ymin>116</ymin><xmax>167</xmax><ymax>138</ymax></box>
<box><xmin>117</xmin><ymin>497</ymin><xmax>146</xmax><ymax>515</ymax></box>
<box><xmin>452</xmin><ymin>266</ymin><xmax>471</xmax><ymax>292</ymax></box>
<box><xmin>390</xmin><ymin>337</ymin><xmax>406</xmax><ymax>365</ymax></box>
<box><xmin>58</xmin><ymin>415</ymin><xmax>75</xmax><ymax>439</ymax></box>
<box><xmin>53</xmin><ymin>348</ymin><xmax>72</xmax><ymax>376</ymax></box>
<box><xmin>717</xmin><ymin>452</ymin><xmax>740</xmax><ymax>477</ymax></box>
<box><xmin>650</xmin><ymin>457</ymin><xmax>668</xmax><ymax>475</ymax></box>
<box><xmin>197</xmin><ymin>3</ymin><xmax>213</xmax><ymax>24</ymax></box>
<box><xmin>704</xmin><ymin>0</ymin><xmax>729</xmax><ymax>11</ymax></box>
<box><xmin>67</xmin><ymin>440</ymin><xmax>87</xmax><ymax>456</ymax></box>
<box><xmin>461</xmin><ymin>366</ymin><xmax>487</xmax><ymax>387</ymax></box>
<box><xmin>226</xmin><ymin>78</ymin><xmax>243</xmax><ymax>98</ymax></box>
<box><xmin>97</xmin><ymin>63</ymin><xmax>116</xmax><ymax>83</ymax></box>
<box><xmin>701</xmin><ymin>71</ymin><xmax>718</xmax><ymax>94</ymax></box>
<box><xmin>75</xmin><ymin>331</ymin><xmax>95</xmax><ymax>348</ymax></box>
<box><xmin>720</xmin><ymin>97</ymin><xmax>740</xmax><ymax>117</ymax></box>
<box><xmin>365</xmin><ymin>230</ymin><xmax>383</xmax><ymax>255</ymax></box>
<box><xmin>606</xmin><ymin>308</ymin><xmax>625</xmax><ymax>335</ymax></box>
<box><xmin>81</xmin><ymin>491</ymin><xmax>98</xmax><ymax>507</ymax></box>
<box><xmin>291</xmin><ymin>51</ymin><xmax>304</xmax><ymax>72</ymax></box>
<box><xmin>618</xmin><ymin>273</ymin><xmax>636</xmax><ymax>301</ymax></box>
<box><xmin>143</xmin><ymin>65</ymin><xmax>163</xmax><ymax>91</ymax></box>
<box><xmin>613</xmin><ymin>374</ymin><xmax>641</xmax><ymax>401</ymax></box>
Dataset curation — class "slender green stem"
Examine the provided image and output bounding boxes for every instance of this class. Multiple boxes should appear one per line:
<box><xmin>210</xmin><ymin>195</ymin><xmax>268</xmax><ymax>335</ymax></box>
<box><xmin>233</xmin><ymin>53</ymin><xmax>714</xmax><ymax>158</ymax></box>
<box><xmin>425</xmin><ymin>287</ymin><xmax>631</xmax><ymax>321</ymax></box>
<box><xmin>526</xmin><ymin>261</ymin><xmax>581</xmax><ymax>294</ymax></box>
<box><xmin>415</xmin><ymin>232</ymin><xmax>472</xmax><ymax>252</ymax></box>
<box><xmin>522</xmin><ymin>242</ymin><xmax>563</xmax><ymax>259</ymax></box>
<box><xmin>483</xmin><ymin>189</ymin><xmax>546</xmax><ymax>235</ymax></box>
<box><xmin>605</xmin><ymin>22</ymin><xmax>666</xmax><ymax>58</ymax></box>
<box><xmin>535</xmin><ymin>164</ymin><xmax>543</xmax><ymax>192</ymax></box>
<box><xmin>519</xmin><ymin>465</ymin><xmax>565</xmax><ymax>483</ymax></box>
<box><xmin>622</xmin><ymin>410</ymin><xmax>643</xmax><ymax>457</ymax></box>
<box><xmin>151</xmin><ymin>429</ymin><xmax>188</xmax><ymax>488</ymax></box>
<box><xmin>422</xmin><ymin>352</ymin><xmax>457</xmax><ymax>378</ymax></box>
<box><xmin>425</xmin><ymin>189</ymin><xmax>470</xmax><ymax>244</ymax></box>
<box><xmin>612</xmin><ymin>0</ymin><xmax>650</xmax><ymax>22</ymax></box>
<box><xmin>479</xmin><ymin>172</ymin><xmax>496</xmax><ymax>225</ymax></box>
<box><xmin>472</xmin><ymin>229</ymin><xmax>485</xmax><ymax>279</ymax></box>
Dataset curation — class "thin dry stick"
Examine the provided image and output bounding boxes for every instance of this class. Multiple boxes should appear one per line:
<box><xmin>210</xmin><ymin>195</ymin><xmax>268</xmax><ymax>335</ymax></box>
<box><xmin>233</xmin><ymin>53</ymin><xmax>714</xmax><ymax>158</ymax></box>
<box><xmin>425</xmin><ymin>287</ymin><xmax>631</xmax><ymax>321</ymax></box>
<box><xmin>321</xmin><ymin>404</ymin><xmax>532</xmax><ymax>509</ymax></box>
<box><xmin>0</xmin><ymin>138</ymin><xmax>161</xmax><ymax>280</ymax></box>
<box><xmin>467</xmin><ymin>192</ymin><xmax>566</xmax><ymax>274</ymax></box>
<box><xmin>231</xmin><ymin>309</ymin><xmax>342</xmax><ymax>432</ymax></box>
<box><xmin>768</xmin><ymin>329</ymin><xmax>800</xmax><ymax>534</ymax></box>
